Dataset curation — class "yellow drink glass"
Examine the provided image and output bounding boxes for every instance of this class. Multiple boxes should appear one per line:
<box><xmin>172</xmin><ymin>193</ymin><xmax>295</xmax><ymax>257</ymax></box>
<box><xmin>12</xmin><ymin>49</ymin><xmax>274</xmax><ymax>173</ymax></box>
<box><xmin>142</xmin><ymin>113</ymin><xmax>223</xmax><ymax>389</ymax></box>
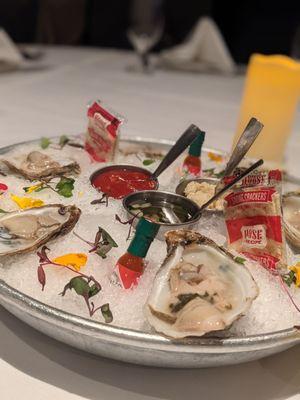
<box><xmin>233</xmin><ymin>54</ymin><xmax>300</xmax><ymax>166</ymax></box>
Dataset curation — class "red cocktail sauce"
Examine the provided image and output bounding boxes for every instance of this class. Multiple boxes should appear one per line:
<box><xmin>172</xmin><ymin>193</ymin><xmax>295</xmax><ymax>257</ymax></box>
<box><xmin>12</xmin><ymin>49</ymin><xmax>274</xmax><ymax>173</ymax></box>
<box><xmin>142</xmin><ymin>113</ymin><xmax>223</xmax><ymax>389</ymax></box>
<box><xmin>92</xmin><ymin>168</ymin><xmax>157</xmax><ymax>199</ymax></box>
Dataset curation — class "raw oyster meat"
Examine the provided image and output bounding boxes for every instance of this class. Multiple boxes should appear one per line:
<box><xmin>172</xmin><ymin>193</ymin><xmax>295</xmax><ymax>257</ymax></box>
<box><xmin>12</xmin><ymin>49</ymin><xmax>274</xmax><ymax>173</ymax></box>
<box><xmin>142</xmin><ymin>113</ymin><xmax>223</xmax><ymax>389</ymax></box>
<box><xmin>0</xmin><ymin>204</ymin><xmax>81</xmax><ymax>256</ymax></box>
<box><xmin>283</xmin><ymin>191</ymin><xmax>300</xmax><ymax>250</ymax></box>
<box><xmin>1</xmin><ymin>151</ymin><xmax>80</xmax><ymax>180</ymax></box>
<box><xmin>146</xmin><ymin>230</ymin><xmax>258</xmax><ymax>339</ymax></box>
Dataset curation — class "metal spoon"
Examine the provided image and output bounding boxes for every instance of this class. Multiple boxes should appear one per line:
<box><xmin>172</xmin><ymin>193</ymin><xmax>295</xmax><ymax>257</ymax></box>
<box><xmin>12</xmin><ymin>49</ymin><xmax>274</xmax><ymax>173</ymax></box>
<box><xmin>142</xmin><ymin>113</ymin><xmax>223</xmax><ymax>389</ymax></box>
<box><xmin>151</xmin><ymin>124</ymin><xmax>203</xmax><ymax>180</ymax></box>
<box><xmin>161</xmin><ymin>206</ymin><xmax>181</xmax><ymax>224</ymax></box>
<box><xmin>194</xmin><ymin>158</ymin><xmax>264</xmax><ymax>217</ymax></box>
<box><xmin>215</xmin><ymin>117</ymin><xmax>264</xmax><ymax>192</ymax></box>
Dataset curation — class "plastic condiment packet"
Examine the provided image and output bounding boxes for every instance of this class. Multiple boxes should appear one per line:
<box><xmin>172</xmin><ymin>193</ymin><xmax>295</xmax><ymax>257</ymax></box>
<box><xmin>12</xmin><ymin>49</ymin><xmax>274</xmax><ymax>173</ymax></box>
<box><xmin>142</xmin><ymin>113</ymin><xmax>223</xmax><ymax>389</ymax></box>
<box><xmin>224</xmin><ymin>168</ymin><xmax>282</xmax><ymax>189</ymax></box>
<box><xmin>85</xmin><ymin>100</ymin><xmax>125</xmax><ymax>162</ymax></box>
<box><xmin>224</xmin><ymin>170</ymin><xmax>286</xmax><ymax>272</ymax></box>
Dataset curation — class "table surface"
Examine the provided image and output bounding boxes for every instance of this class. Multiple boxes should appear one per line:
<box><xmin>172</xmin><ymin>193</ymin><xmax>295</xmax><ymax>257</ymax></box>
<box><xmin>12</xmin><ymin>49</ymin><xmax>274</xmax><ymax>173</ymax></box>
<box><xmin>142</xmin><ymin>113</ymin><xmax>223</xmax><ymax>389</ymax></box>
<box><xmin>0</xmin><ymin>46</ymin><xmax>300</xmax><ymax>400</ymax></box>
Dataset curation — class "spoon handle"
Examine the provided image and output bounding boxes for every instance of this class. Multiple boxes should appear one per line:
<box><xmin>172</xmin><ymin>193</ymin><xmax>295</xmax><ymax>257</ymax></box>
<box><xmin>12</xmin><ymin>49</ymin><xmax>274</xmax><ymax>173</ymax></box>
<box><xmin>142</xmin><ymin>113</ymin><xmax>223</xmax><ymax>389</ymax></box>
<box><xmin>215</xmin><ymin>117</ymin><xmax>264</xmax><ymax>192</ymax></box>
<box><xmin>152</xmin><ymin>124</ymin><xmax>203</xmax><ymax>179</ymax></box>
<box><xmin>198</xmin><ymin>159</ymin><xmax>264</xmax><ymax>214</ymax></box>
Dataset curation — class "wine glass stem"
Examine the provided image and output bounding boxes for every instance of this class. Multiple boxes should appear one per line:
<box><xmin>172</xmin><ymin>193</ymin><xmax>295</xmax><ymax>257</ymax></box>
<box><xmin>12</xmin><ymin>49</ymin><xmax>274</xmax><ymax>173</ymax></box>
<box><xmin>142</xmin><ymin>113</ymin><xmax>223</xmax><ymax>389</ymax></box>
<box><xmin>141</xmin><ymin>52</ymin><xmax>149</xmax><ymax>71</ymax></box>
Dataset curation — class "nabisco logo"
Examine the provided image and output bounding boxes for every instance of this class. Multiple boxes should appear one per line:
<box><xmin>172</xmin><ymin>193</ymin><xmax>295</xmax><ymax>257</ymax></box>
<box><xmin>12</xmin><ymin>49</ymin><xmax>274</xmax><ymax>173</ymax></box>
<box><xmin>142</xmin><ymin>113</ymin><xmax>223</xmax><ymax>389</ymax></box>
<box><xmin>241</xmin><ymin>225</ymin><xmax>267</xmax><ymax>248</ymax></box>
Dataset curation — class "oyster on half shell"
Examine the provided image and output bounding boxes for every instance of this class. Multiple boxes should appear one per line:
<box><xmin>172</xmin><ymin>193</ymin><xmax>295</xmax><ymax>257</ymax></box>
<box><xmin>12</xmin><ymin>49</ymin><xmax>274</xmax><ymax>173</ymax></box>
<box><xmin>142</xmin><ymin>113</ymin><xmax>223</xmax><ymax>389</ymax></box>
<box><xmin>146</xmin><ymin>230</ymin><xmax>258</xmax><ymax>339</ymax></box>
<box><xmin>1</xmin><ymin>151</ymin><xmax>80</xmax><ymax>180</ymax></box>
<box><xmin>0</xmin><ymin>204</ymin><xmax>81</xmax><ymax>257</ymax></box>
<box><xmin>283</xmin><ymin>191</ymin><xmax>300</xmax><ymax>250</ymax></box>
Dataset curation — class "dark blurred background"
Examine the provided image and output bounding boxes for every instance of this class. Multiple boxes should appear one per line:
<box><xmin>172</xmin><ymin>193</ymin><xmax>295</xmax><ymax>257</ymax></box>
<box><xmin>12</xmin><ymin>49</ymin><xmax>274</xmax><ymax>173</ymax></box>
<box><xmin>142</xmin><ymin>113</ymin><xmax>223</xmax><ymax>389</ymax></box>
<box><xmin>1</xmin><ymin>0</ymin><xmax>300</xmax><ymax>63</ymax></box>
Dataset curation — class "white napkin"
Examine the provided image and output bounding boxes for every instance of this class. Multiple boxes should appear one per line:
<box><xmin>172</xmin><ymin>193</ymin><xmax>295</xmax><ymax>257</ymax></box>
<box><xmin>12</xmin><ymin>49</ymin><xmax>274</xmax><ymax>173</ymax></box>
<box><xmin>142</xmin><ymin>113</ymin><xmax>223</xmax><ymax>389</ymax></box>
<box><xmin>0</xmin><ymin>28</ymin><xmax>23</xmax><ymax>72</ymax></box>
<box><xmin>159</xmin><ymin>17</ymin><xmax>236</xmax><ymax>74</ymax></box>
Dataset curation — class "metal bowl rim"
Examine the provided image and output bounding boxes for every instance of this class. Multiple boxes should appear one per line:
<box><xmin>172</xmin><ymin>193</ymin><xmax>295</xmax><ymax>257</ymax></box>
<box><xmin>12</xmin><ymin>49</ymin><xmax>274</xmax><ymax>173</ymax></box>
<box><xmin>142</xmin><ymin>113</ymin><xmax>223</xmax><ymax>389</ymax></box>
<box><xmin>90</xmin><ymin>164</ymin><xmax>159</xmax><ymax>191</ymax></box>
<box><xmin>175</xmin><ymin>176</ymin><xmax>220</xmax><ymax>195</ymax></box>
<box><xmin>122</xmin><ymin>189</ymin><xmax>201</xmax><ymax>226</ymax></box>
<box><xmin>1</xmin><ymin>279</ymin><xmax>299</xmax><ymax>350</ymax></box>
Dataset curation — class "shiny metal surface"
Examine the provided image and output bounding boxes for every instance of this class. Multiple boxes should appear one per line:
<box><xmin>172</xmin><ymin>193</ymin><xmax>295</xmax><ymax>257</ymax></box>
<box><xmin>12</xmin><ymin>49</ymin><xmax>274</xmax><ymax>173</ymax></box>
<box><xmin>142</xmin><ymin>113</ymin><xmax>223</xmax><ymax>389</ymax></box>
<box><xmin>122</xmin><ymin>190</ymin><xmax>200</xmax><ymax>240</ymax></box>
<box><xmin>214</xmin><ymin>117</ymin><xmax>263</xmax><ymax>192</ymax></box>
<box><xmin>175</xmin><ymin>177</ymin><xmax>223</xmax><ymax>213</ymax></box>
<box><xmin>0</xmin><ymin>136</ymin><xmax>300</xmax><ymax>368</ymax></box>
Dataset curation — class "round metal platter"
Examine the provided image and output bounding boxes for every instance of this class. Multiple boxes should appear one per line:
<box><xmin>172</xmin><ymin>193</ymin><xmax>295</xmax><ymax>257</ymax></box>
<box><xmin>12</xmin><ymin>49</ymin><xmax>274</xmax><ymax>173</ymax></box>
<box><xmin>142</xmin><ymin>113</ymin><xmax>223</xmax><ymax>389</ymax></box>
<box><xmin>0</xmin><ymin>136</ymin><xmax>299</xmax><ymax>368</ymax></box>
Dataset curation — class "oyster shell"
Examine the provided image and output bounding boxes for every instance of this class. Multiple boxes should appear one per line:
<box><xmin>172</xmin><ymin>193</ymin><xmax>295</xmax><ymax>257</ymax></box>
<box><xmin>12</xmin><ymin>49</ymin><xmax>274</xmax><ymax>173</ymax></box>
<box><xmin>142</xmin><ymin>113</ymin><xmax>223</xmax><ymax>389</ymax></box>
<box><xmin>283</xmin><ymin>191</ymin><xmax>300</xmax><ymax>249</ymax></box>
<box><xmin>146</xmin><ymin>230</ymin><xmax>258</xmax><ymax>339</ymax></box>
<box><xmin>0</xmin><ymin>204</ymin><xmax>81</xmax><ymax>256</ymax></box>
<box><xmin>2</xmin><ymin>151</ymin><xmax>80</xmax><ymax>180</ymax></box>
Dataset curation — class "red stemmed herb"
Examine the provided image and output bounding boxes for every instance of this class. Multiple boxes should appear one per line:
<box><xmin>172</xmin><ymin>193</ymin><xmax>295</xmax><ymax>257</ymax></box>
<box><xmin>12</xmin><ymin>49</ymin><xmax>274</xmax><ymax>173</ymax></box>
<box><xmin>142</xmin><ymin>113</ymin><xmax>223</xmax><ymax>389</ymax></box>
<box><xmin>36</xmin><ymin>246</ymin><xmax>113</xmax><ymax>322</ymax></box>
<box><xmin>115</xmin><ymin>213</ymin><xmax>141</xmax><ymax>240</ymax></box>
<box><xmin>73</xmin><ymin>227</ymin><xmax>118</xmax><ymax>259</ymax></box>
<box><xmin>91</xmin><ymin>193</ymin><xmax>109</xmax><ymax>206</ymax></box>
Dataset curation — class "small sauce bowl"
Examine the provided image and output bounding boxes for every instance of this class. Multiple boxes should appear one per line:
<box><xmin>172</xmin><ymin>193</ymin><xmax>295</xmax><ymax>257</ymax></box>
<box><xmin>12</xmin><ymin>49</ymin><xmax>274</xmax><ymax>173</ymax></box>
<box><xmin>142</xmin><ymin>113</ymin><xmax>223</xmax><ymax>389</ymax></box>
<box><xmin>122</xmin><ymin>190</ymin><xmax>201</xmax><ymax>240</ymax></box>
<box><xmin>175</xmin><ymin>177</ymin><xmax>223</xmax><ymax>212</ymax></box>
<box><xmin>90</xmin><ymin>165</ymin><xmax>158</xmax><ymax>199</ymax></box>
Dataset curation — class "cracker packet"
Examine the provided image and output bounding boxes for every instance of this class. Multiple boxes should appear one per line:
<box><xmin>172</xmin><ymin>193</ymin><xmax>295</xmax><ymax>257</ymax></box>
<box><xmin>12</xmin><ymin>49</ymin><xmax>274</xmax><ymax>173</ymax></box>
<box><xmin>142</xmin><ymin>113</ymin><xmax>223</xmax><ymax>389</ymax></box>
<box><xmin>85</xmin><ymin>101</ymin><xmax>124</xmax><ymax>162</ymax></box>
<box><xmin>224</xmin><ymin>169</ymin><xmax>286</xmax><ymax>271</ymax></box>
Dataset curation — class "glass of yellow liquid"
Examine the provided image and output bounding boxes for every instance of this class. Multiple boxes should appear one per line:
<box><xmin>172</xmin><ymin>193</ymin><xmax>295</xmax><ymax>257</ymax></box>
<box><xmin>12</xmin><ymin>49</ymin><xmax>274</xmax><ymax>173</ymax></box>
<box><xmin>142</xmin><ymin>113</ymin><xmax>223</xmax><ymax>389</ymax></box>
<box><xmin>233</xmin><ymin>54</ymin><xmax>300</xmax><ymax>167</ymax></box>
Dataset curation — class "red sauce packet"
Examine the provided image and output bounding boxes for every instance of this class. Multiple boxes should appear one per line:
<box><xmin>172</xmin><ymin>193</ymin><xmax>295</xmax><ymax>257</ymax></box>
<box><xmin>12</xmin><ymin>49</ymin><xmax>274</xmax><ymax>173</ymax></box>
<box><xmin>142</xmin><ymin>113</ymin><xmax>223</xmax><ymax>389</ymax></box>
<box><xmin>224</xmin><ymin>169</ymin><xmax>286</xmax><ymax>271</ymax></box>
<box><xmin>85</xmin><ymin>101</ymin><xmax>124</xmax><ymax>162</ymax></box>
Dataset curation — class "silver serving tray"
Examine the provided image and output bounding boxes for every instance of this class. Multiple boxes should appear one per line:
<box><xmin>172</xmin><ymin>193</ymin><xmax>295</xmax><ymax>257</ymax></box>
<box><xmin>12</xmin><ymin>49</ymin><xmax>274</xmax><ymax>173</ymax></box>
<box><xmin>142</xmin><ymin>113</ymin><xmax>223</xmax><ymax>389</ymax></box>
<box><xmin>0</xmin><ymin>136</ymin><xmax>300</xmax><ymax>368</ymax></box>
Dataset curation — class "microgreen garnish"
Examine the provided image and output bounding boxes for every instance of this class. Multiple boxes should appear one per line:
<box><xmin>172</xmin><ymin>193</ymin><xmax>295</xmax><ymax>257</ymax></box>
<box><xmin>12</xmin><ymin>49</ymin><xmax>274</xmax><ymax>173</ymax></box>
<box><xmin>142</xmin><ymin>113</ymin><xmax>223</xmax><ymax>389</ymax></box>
<box><xmin>59</xmin><ymin>135</ymin><xmax>70</xmax><ymax>148</ymax></box>
<box><xmin>91</xmin><ymin>193</ymin><xmax>109</xmax><ymax>207</ymax></box>
<box><xmin>101</xmin><ymin>303</ymin><xmax>113</xmax><ymax>323</ymax></box>
<box><xmin>40</xmin><ymin>137</ymin><xmax>51</xmax><ymax>149</ymax></box>
<box><xmin>37</xmin><ymin>264</ymin><xmax>46</xmax><ymax>290</ymax></box>
<box><xmin>60</xmin><ymin>276</ymin><xmax>102</xmax><ymax>317</ymax></box>
<box><xmin>74</xmin><ymin>227</ymin><xmax>118</xmax><ymax>259</ymax></box>
<box><xmin>23</xmin><ymin>177</ymin><xmax>75</xmax><ymax>198</ymax></box>
<box><xmin>203</xmin><ymin>168</ymin><xmax>225</xmax><ymax>179</ymax></box>
<box><xmin>234</xmin><ymin>256</ymin><xmax>246</xmax><ymax>265</ymax></box>
<box><xmin>115</xmin><ymin>213</ymin><xmax>141</xmax><ymax>240</ymax></box>
<box><xmin>143</xmin><ymin>159</ymin><xmax>155</xmax><ymax>166</ymax></box>
<box><xmin>214</xmin><ymin>170</ymin><xmax>226</xmax><ymax>179</ymax></box>
<box><xmin>36</xmin><ymin>246</ymin><xmax>111</xmax><ymax>321</ymax></box>
<box><xmin>282</xmin><ymin>270</ymin><xmax>297</xmax><ymax>287</ymax></box>
<box><xmin>55</xmin><ymin>177</ymin><xmax>75</xmax><ymax>198</ymax></box>
<box><xmin>36</xmin><ymin>246</ymin><xmax>99</xmax><ymax>290</ymax></box>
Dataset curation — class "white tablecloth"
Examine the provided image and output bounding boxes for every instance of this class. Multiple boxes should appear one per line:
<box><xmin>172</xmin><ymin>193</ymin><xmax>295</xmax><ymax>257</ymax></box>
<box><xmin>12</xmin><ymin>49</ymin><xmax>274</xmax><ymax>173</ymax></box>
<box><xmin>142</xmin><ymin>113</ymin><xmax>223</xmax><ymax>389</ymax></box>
<box><xmin>0</xmin><ymin>46</ymin><xmax>300</xmax><ymax>400</ymax></box>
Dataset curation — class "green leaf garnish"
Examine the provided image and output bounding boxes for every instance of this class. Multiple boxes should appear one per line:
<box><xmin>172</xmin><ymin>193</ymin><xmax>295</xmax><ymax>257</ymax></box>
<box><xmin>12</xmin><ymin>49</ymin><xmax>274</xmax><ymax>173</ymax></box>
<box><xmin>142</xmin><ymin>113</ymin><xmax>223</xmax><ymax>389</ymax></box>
<box><xmin>143</xmin><ymin>159</ymin><xmax>155</xmax><ymax>166</ymax></box>
<box><xmin>234</xmin><ymin>256</ymin><xmax>246</xmax><ymax>265</ymax></box>
<box><xmin>0</xmin><ymin>208</ymin><xmax>7</xmax><ymax>213</ymax></box>
<box><xmin>88</xmin><ymin>283</ymin><xmax>101</xmax><ymax>299</ymax></box>
<box><xmin>61</xmin><ymin>276</ymin><xmax>101</xmax><ymax>299</ymax></box>
<box><xmin>202</xmin><ymin>168</ymin><xmax>225</xmax><ymax>179</ymax></box>
<box><xmin>59</xmin><ymin>135</ymin><xmax>70</xmax><ymax>148</ymax></box>
<box><xmin>55</xmin><ymin>177</ymin><xmax>75</xmax><ymax>198</ymax></box>
<box><xmin>203</xmin><ymin>168</ymin><xmax>215</xmax><ymax>175</ymax></box>
<box><xmin>101</xmin><ymin>228</ymin><xmax>118</xmax><ymax>248</ymax></box>
<box><xmin>214</xmin><ymin>170</ymin><xmax>226</xmax><ymax>179</ymax></box>
<box><xmin>73</xmin><ymin>227</ymin><xmax>118</xmax><ymax>260</ymax></box>
<box><xmin>40</xmin><ymin>137</ymin><xmax>51</xmax><ymax>149</ymax></box>
<box><xmin>95</xmin><ymin>227</ymin><xmax>118</xmax><ymax>259</ymax></box>
<box><xmin>283</xmin><ymin>270</ymin><xmax>296</xmax><ymax>287</ymax></box>
<box><xmin>101</xmin><ymin>303</ymin><xmax>113</xmax><ymax>323</ymax></box>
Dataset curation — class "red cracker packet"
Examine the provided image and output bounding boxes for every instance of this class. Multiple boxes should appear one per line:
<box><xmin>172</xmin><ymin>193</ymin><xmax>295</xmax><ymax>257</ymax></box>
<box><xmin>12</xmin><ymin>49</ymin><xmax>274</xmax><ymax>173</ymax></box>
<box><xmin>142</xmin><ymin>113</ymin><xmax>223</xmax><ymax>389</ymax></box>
<box><xmin>85</xmin><ymin>101</ymin><xmax>124</xmax><ymax>162</ymax></box>
<box><xmin>224</xmin><ymin>170</ymin><xmax>286</xmax><ymax>272</ymax></box>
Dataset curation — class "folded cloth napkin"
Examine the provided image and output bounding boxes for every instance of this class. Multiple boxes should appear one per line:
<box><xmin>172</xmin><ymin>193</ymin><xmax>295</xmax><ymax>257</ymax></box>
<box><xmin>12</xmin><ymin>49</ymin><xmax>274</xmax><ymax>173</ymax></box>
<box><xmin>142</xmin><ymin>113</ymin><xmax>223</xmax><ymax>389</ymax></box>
<box><xmin>0</xmin><ymin>28</ymin><xmax>23</xmax><ymax>72</ymax></box>
<box><xmin>159</xmin><ymin>17</ymin><xmax>236</xmax><ymax>74</ymax></box>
